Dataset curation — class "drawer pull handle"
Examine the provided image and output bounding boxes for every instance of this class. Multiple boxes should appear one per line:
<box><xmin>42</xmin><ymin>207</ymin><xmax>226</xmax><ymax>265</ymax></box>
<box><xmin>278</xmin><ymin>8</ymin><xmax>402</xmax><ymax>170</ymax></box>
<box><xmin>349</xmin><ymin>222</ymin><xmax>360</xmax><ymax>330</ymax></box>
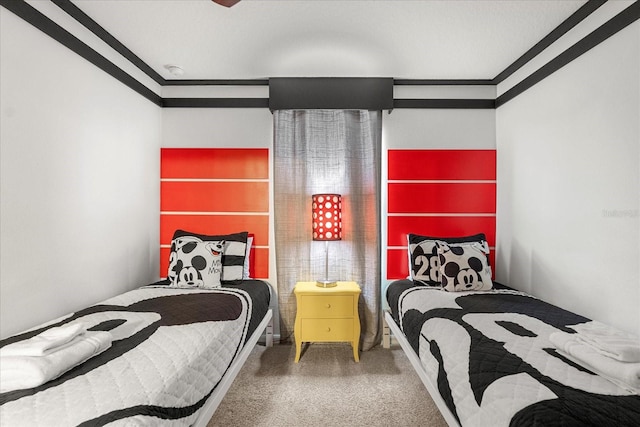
<box><xmin>326</xmin><ymin>327</ymin><xmax>331</xmax><ymax>332</ymax></box>
<box><xmin>326</xmin><ymin>304</ymin><xmax>331</xmax><ymax>309</ymax></box>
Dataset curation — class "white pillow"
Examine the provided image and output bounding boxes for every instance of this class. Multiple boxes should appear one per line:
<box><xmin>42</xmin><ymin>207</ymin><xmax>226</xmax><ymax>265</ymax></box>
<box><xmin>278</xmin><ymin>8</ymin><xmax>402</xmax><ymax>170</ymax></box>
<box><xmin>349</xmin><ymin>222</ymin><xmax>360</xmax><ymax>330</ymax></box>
<box><xmin>168</xmin><ymin>236</ymin><xmax>225</xmax><ymax>288</ymax></box>
<box><xmin>242</xmin><ymin>236</ymin><xmax>253</xmax><ymax>279</ymax></box>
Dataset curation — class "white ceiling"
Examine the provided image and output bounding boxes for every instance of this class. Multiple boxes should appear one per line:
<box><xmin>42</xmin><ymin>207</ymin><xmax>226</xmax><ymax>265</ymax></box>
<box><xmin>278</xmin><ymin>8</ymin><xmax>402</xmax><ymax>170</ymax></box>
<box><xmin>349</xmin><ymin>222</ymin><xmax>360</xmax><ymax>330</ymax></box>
<box><xmin>69</xmin><ymin>0</ymin><xmax>588</xmax><ymax>81</ymax></box>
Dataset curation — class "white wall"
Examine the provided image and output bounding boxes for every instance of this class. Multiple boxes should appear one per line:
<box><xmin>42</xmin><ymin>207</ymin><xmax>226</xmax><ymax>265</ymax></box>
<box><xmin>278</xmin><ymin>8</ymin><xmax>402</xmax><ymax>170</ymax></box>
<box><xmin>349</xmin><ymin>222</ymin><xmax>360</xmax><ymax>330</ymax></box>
<box><xmin>496</xmin><ymin>22</ymin><xmax>640</xmax><ymax>335</ymax></box>
<box><xmin>384</xmin><ymin>108</ymin><xmax>496</xmax><ymax>150</ymax></box>
<box><xmin>0</xmin><ymin>10</ymin><xmax>162</xmax><ymax>339</ymax></box>
<box><xmin>161</xmin><ymin>108</ymin><xmax>272</xmax><ymax>149</ymax></box>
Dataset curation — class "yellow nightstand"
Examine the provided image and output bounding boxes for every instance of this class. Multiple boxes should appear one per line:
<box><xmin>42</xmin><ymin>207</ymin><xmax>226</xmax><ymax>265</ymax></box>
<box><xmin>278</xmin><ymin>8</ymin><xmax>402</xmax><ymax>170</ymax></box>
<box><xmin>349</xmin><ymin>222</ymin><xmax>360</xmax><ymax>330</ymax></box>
<box><xmin>294</xmin><ymin>281</ymin><xmax>361</xmax><ymax>363</ymax></box>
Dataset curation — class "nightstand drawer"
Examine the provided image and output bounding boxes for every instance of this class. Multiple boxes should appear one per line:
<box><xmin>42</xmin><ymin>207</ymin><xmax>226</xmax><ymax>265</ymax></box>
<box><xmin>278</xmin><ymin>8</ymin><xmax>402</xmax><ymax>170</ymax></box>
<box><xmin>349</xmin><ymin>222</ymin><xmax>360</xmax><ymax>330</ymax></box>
<box><xmin>299</xmin><ymin>295</ymin><xmax>353</xmax><ymax>318</ymax></box>
<box><xmin>301</xmin><ymin>318</ymin><xmax>354</xmax><ymax>341</ymax></box>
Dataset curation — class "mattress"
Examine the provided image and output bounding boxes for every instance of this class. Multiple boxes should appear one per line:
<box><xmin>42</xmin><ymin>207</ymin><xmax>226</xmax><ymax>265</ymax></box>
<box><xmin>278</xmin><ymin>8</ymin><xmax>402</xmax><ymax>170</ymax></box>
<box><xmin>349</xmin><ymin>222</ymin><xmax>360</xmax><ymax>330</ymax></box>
<box><xmin>386</xmin><ymin>280</ymin><xmax>640</xmax><ymax>426</ymax></box>
<box><xmin>0</xmin><ymin>279</ymin><xmax>271</xmax><ymax>426</ymax></box>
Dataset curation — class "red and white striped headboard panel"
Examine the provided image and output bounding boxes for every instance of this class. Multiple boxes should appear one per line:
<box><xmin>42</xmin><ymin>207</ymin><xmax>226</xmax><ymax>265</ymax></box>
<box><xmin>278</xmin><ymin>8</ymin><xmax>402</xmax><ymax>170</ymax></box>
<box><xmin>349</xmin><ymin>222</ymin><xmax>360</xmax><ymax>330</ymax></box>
<box><xmin>160</xmin><ymin>148</ymin><xmax>270</xmax><ymax>279</ymax></box>
<box><xmin>386</xmin><ymin>149</ymin><xmax>496</xmax><ymax>279</ymax></box>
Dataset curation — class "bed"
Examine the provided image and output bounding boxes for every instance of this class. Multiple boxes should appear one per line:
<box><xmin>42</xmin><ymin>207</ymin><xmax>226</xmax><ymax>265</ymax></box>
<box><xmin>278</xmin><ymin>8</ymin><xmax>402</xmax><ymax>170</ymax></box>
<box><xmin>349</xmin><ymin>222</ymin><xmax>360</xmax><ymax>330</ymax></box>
<box><xmin>0</xmin><ymin>230</ymin><xmax>273</xmax><ymax>426</ymax></box>
<box><xmin>383</xmin><ymin>233</ymin><xmax>640</xmax><ymax>426</ymax></box>
<box><xmin>384</xmin><ymin>279</ymin><xmax>640</xmax><ymax>426</ymax></box>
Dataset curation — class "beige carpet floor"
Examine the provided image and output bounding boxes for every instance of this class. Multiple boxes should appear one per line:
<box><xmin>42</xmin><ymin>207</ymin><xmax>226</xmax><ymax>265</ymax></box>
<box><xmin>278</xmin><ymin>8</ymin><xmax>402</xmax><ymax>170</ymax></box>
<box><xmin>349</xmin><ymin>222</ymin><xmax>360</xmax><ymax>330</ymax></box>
<box><xmin>207</xmin><ymin>342</ymin><xmax>449</xmax><ymax>427</ymax></box>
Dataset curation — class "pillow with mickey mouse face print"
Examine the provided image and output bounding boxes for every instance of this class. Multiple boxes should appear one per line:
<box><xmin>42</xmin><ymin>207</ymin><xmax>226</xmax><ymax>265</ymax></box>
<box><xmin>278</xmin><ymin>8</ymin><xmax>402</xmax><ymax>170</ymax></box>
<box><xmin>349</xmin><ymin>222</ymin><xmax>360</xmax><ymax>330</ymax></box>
<box><xmin>168</xmin><ymin>236</ymin><xmax>225</xmax><ymax>289</ymax></box>
<box><xmin>437</xmin><ymin>241</ymin><xmax>493</xmax><ymax>292</ymax></box>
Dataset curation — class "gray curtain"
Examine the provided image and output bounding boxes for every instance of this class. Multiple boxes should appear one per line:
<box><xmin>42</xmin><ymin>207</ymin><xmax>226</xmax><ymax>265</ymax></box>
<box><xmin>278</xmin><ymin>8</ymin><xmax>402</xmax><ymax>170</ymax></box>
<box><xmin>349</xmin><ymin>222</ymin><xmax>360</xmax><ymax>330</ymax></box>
<box><xmin>274</xmin><ymin>109</ymin><xmax>381</xmax><ymax>351</ymax></box>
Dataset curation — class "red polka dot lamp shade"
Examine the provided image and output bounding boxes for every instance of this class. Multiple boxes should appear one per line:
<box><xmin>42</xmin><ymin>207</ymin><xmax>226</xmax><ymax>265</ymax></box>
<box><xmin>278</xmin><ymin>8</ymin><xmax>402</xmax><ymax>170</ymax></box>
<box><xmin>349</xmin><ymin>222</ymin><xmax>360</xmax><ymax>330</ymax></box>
<box><xmin>312</xmin><ymin>194</ymin><xmax>342</xmax><ymax>241</ymax></box>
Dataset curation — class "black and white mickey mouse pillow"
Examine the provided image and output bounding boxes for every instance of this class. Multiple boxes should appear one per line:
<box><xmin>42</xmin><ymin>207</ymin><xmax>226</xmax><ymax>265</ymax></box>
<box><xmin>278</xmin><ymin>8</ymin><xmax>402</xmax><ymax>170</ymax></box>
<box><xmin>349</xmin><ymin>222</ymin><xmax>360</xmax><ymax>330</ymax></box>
<box><xmin>407</xmin><ymin>235</ymin><xmax>441</xmax><ymax>286</ymax></box>
<box><xmin>437</xmin><ymin>241</ymin><xmax>493</xmax><ymax>292</ymax></box>
<box><xmin>168</xmin><ymin>235</ymin><xmax>225</xmax><ymax>289</ymax></box>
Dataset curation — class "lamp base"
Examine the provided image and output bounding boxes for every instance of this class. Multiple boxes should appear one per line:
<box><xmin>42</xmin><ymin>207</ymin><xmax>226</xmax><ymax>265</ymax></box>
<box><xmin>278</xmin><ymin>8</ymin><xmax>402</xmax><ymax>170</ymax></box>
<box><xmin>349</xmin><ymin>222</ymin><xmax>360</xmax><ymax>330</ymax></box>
<box><xmin>316</xmin><ymin>280</ymin><xmax>338</xmax><ymax>288</ymax></box>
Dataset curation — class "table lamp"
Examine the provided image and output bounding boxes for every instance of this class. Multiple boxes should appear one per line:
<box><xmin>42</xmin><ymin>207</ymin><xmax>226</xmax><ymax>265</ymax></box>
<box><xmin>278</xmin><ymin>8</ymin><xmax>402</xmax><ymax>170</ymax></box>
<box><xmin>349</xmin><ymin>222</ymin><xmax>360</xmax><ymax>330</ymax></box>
<box><xmin>312</xmin><ymin>194</ymin><xmax>342</xmax><ymax>287</ymax></box>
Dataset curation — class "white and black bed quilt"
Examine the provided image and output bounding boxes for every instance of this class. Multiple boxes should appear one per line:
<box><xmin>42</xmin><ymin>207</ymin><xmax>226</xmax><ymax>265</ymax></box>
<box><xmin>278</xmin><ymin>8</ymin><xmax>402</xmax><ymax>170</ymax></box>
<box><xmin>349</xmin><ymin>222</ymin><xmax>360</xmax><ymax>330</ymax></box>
<box><xmin>0</xmin><ymin>280</ymin><xmax>270</xmax><ymax>426</ymax></box>
<box><xmin>387</xmin><ymin>280</ymin><xmax>640</xmax><ymax>426</ymax></box>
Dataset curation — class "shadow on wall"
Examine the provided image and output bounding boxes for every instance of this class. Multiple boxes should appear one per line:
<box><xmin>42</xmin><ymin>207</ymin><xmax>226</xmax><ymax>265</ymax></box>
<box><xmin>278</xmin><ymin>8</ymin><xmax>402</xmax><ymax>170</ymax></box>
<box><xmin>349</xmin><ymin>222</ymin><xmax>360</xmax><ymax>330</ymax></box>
<box><xmin>506</xmin><ymin>238</ymin><xmax>532</xmax><ymax>294</ymax></box>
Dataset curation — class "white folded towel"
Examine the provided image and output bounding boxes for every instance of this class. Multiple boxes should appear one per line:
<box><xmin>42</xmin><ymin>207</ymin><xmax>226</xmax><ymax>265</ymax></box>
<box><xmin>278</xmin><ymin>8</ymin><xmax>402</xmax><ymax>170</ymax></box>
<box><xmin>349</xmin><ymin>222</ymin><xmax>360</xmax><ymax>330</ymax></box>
<box><xmin>0</xmin><ymin>331</ymin><xmax>112</xmax><ymax>393</ymax></box>
<box><xmin>550</xmin><ymin>331</ymin><xmax>640</xmax><ymax>394</ymax></box>
<box><xmin>0</xmin><ymin>323</ymin><xmax>86</xmax><ymax>357</ymax></box>
<box><xmin>572</xmin><ymin>321</ymin><xmax>640</xmax><ymax>362</ymax></box>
